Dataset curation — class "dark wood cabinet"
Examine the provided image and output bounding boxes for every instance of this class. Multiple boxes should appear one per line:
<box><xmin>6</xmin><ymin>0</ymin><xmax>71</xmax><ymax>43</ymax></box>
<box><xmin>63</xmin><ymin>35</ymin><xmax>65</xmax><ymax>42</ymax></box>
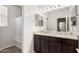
<box><xmin>62</xmin><ymin>44</ymin><xmax>74</xmax><ymax>53</ymax></box>
<box><xmin>34</xmin><ymin>35</ymin><xmax>78</xmax><ymax>53</ymax></box>
<box><xmin>41</xmin><ymin>39</ymin><xmax>49</xmax><ymax>53</ymax></box>
<box><xmin>49</xmin><ymin>37</ymin><xmax>61</xmax><ymax>53</ymax></box>
<box><xmin>62</xmin><ymin>39</ymin><xmax>78</xmax><ymax>53</ymax></box>
<box><xmin>34</xmin><ymin>35</ymin><xmax>41</xmax><ymax>53</ymax></box>
<box><xmin>41</xmin><ymin>36</ymin><xmax>49</xmax><ymax>53</ymax></box>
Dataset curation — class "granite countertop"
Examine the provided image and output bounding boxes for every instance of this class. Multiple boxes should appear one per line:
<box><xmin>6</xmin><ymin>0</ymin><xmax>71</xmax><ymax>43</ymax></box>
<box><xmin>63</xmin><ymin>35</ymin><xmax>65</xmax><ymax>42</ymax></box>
<box><xmin>34</xmin><ymin>31</ymin><xmax>78</xmax><ymax>40</ymax></box>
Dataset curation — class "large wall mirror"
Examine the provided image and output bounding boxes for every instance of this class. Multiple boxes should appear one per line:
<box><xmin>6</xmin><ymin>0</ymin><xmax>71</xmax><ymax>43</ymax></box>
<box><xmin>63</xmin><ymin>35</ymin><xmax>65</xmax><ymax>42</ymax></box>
<box><xmin>35</xmin><ymin>5</ymin><xmax>78</xmax><ymax>34</ymax></box>
<box><xmin>46</xmin><ymin>5</ymin><xmax>77</xmax><ymax>34</ymax></box>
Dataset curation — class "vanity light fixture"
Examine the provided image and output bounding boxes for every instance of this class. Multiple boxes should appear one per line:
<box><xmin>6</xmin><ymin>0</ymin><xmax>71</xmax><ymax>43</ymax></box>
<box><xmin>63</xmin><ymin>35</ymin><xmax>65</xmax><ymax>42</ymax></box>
<box><xmin>43</xmin><ymin>8</ymin><xmax>47</xmax><ymax>10</ymax></box>
<box><xmin>47</xmin><ymin>6</ymin><xmax>50</xmax><ymax>9</ymax></box>
<box><xmin>55</xmin><ymin>5</ymin><xmax>58</xmax><ymax>8</ymax></box>
<box><xmin>40</xmin><ymin>5</ymin><xmax>67</xmax><ymax>12</ymax></box>
<box><xmin>40</xmin><ymin>8</ymin><xmax>43</xmax><ymax>11</ymax></box>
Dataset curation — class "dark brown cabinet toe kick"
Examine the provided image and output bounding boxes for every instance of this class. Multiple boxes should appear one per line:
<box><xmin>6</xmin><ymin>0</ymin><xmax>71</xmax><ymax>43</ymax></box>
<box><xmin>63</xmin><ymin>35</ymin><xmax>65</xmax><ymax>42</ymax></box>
<box><xmin>34</xmin><ymin>35</ymin><xmax>78</xmax><ymax>53</ymax></box>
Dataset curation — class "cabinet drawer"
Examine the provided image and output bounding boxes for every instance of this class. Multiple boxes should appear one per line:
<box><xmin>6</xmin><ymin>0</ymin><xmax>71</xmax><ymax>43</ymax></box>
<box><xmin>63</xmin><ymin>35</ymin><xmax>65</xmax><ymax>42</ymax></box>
<box><xmin>62</xmin><ymin>39</ymin><xmax>74</xmax><ymax>45</ymax></box>
<box><xmin>34</xmin><ymin>35</ymin><xmax>41</xmax><ymax>39</ymax></box>
<box><xmin>41</xmin><ymin>36</ymin><xmax>48</xmax><ymax>40</ymax></box>
<box><xmin>62</xmin><ymin>44</ymin><xmax>75</xmax><ymax>53</ymax></box>
<box><xmin>49</xmin><ymin>37</ymin><xmax>61</xmax><ymax>43</ymax></box>
<box><xmin>62</xmin><ymin>39</ymin><xmax>78</xmax><ymax>48</ymax></box>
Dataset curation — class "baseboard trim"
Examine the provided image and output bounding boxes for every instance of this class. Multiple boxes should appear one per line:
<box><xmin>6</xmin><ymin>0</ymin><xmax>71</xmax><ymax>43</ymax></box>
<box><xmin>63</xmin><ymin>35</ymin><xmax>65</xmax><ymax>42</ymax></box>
<box><xmin>0</xmin><ymin>44</ymin><xmax>13</xmax><ymax>51</ymax></box>
<box><xmin>13</xmin><ymin>40</ymin><xmax>22</xmax><ymax>49</ymax></box>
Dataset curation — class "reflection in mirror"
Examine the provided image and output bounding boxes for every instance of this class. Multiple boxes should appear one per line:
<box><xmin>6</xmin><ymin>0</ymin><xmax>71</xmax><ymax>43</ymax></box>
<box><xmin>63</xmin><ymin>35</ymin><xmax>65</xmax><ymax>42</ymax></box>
<box><xmin>69</xmin><ymin>6</ymin><xmax>77</xmax><ymax>35</ymax></box>
<box><xmin>47</xmin><ymin>6</ymin><xmax>71</xmax><ymax>33</ymax></box>
<box><xmin>35</xmin><ymin>14</ymin><xmax>43</xmax><ymax>27</ymax></box>
<box><xmin>71</xmin><ymin>17</ymin><xmax>76</xmax><ymax>26</ymax></box>
<box><xmin>35</xmin><ymin>5</ymin><xmax>78</xmax><ymax>34</ymax></box>
<box><xmin>45</xmin><ymin>5</ymin><xmax>78</xmax><ymax>35</ymax></box>
<box><xmin>57</xmin><ymin>18</ymin><xmax>66</xmax><ymax>32</ymax></box>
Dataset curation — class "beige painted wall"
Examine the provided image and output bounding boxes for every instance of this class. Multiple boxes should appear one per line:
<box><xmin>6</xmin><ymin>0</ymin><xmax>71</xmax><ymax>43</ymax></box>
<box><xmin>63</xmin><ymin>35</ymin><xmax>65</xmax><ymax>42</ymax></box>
<box><xmin>23</xmin><ymin>6</ymin><xmax>39</xmax><ymax>53</ymax></box>
<box><xmin>0</xmin><ymin>5</ymin><xmax>22</xmax><ymax>49</ymax></box>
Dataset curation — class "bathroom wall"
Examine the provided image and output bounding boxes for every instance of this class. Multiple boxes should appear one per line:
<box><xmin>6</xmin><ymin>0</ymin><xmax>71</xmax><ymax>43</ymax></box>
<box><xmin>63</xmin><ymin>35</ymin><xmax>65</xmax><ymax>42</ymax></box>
<box><xmin>23</xmin><ymin>5</ymin><xmax>39</xmax><ymax>53</ymax></box>
<box><xmin>0</xmin><ymin>5</ymin><xmax>22</xmax><ymax>50</ymax></box>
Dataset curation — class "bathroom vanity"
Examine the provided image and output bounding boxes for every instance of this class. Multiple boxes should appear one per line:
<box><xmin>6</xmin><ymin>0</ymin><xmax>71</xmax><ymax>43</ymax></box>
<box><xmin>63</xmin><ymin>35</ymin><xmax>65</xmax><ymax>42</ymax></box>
<box><xmin>34</xmin><ymin>32</ymin><xmax>78</xmax><ymax>53</ymax></box>
<box><xmin>34</xmin><ymin>6</ymin><xmax>79</xmax><ymax>53</ymax></box>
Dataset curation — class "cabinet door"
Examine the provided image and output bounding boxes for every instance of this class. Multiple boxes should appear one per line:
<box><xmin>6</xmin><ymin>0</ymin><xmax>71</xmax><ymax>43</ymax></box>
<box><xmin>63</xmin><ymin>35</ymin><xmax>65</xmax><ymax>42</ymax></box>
<box><xmin>62</xmin><ymin>39</ymin><xmax>78</xmax><ymax>53</ymax></box>
<box><xmin>62</xmin><ymin>44</ymin><xmax>74</xmax><ymax>53</ymax></box>
<box><xmin>34</xmin><ymin>35</ymin><xmax>41</xmax><ymax>53</ymax></box>
<box><xmin>41</xmin><ymin>36</ymin><xmax>49</xmax><ymax>53</ymax></box>
<box><xmin>49</xmin><ymin>37</ymin><xmax>61</xmax><ymax>53</ymax></box>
